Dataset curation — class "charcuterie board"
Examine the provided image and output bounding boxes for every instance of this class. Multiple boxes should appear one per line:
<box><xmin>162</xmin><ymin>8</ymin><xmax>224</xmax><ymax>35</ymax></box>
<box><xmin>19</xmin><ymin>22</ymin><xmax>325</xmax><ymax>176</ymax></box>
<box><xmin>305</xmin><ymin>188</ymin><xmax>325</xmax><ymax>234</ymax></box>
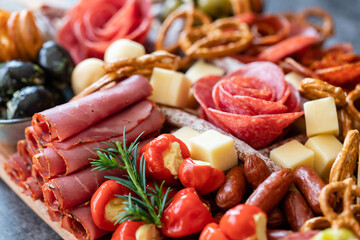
<box><xmin>0</xmin><ymin>143</ymin><xmax>77</xmax><ymax>240</ymax></box>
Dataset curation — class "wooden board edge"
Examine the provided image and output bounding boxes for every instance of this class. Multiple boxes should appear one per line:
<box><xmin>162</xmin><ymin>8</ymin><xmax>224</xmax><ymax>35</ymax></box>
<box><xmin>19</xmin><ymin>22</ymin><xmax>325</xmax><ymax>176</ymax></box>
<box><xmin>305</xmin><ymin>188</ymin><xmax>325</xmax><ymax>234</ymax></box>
<box><xmin>0</xmin><ymin>147</ymin><xmax>77</xmax><ymax>240</ymax></box>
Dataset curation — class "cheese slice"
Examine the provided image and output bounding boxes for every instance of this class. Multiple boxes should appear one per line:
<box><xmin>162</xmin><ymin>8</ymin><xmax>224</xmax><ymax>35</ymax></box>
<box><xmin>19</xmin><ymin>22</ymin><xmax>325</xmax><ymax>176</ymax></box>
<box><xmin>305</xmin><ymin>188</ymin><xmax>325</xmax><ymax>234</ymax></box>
<box><xmin>305</xmin><ymin>135</ymin><xmax>342</xmax><ymax>179</ymax></box>
<box><xmin>284</xmin><ymin>72</ymin><xmax>304</xmax><ymax>90</ymax></box>
<box><xmin>171</xmin><ymin>127</ymin><xmax>200</xmax><ymax>154</ymax></box>
<box><xmin>270</xmin><ymin>140</ymin><xmax>314</xmax><ymax>171</ymax></box>
<box><xmin>304</xmin><ymin>97</ymin><xmax>339</xmax><ymax>137</ymax></box>
<box><xmin>149</xmin><ymin>68</ymin><xmax>191</xmax><ymax>108</ymax></box>
<box><xmin>189</xmin><ymin>130</ymin><xmax>237</xmax><ymax>171</ymax></box>
<box><xmin>185</xmin><ymin>60</ymin><xmax>225</xmax><ymax>84</ymax></box>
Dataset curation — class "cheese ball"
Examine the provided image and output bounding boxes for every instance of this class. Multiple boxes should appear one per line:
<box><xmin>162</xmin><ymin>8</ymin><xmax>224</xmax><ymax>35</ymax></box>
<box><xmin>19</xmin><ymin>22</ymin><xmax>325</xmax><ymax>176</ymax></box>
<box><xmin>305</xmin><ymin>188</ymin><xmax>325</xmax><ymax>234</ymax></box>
<box><xmin>104</xmin><ymin>39</ymin><xmax>145</xmax><ymax>62</ymax></box>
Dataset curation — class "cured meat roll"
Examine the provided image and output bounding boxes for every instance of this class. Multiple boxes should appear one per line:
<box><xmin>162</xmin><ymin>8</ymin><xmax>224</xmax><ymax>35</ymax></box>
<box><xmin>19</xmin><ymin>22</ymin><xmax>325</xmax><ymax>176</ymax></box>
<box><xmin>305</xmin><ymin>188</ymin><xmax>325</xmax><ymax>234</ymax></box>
<box><xmin>4</xmin><ymin>153</ymin><xmax>31</xmax><ymax>184</ymax></box>
<box><xmin>32</xmin><ymin>75</ymin><xmax>152</xmax><ymax>142</ymax></box>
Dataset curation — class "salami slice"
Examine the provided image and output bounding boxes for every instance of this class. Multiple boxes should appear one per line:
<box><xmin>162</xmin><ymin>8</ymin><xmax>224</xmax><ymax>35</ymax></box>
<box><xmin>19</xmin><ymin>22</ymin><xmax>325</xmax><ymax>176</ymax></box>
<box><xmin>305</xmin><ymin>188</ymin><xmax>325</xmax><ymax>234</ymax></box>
<box><xmin>19</xmin><ymin>177</ymin><xmax>43</xmax><ymax>201</ymax></box>
<box><xmin>4</xmin><ymin>153</ymin><xmax>31</xmax><ymax>184</ymax></box>
<box><xmin>32</xmin><ymin>75</ymin><xmax>152</xmax><ymax>142</ymax></box>
<box><xmin>193</xmin><ymin>61</ymin><xmax>303</xmax><ymax>149</ymax></box>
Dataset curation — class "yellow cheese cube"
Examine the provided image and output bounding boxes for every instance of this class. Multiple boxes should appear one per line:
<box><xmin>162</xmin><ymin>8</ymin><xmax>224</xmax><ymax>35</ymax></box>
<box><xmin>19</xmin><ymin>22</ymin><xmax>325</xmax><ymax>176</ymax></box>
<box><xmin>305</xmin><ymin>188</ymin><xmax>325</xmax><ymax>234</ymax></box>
<box><xmin>304</xmin><ymin>97</ymin><xmax>339</xmax><ymax>137</ymax></box>
<box><xmin>171</xmin><ymin>127</ymin><xmax>200</xmax><ymax>153</ymax></box>
<box><xmin>185</xmin><ymin>60</ymin><xmax>225</xmax><ymax>84</ymax></box>
<box><xmin>189</xmin><ymin>130</ymin><xmax>237</xmax><ymax>171</ymax></box>
<box><xmin>305</xmin><ymin>135</ymin><xmax>342</xmax><ymax>179</ymax></box>
<box><xmin>284</xmin><ymin>72</ymin><xmax>304</xmax><ymax>90</ymax></box>
<box><xmin>149</xmin><ymin>68</ymin><xmax>191</xmax><ymax>108</ymax></box>
<box><xmin>270</xmin><ymin>140</ymin><xmax>314</xmax><ymax>171</ymax></box>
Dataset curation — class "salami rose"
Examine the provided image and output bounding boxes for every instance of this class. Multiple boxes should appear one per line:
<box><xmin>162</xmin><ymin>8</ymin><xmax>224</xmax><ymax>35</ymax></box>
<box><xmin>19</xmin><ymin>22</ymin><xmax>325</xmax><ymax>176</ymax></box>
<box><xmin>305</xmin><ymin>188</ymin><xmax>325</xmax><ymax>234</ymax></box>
<box><xmin>56</xmin><ymin>0</ymin><xmax>152</xmax><ymax>63</ymax></box>
<box><xmin>193</xmin><ymin>61</ymin><xmax>303</xmax><ymax>149</ymax></box>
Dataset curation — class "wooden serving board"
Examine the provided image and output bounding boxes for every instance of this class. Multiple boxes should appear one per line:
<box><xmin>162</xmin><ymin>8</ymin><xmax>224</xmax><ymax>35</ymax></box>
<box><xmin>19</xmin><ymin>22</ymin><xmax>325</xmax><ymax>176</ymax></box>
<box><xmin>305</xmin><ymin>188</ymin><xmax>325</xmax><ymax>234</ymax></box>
<box><xmin>0</xmin><ymin>143</ymin><xmax>77</xmax><ymax>240</ymax></box>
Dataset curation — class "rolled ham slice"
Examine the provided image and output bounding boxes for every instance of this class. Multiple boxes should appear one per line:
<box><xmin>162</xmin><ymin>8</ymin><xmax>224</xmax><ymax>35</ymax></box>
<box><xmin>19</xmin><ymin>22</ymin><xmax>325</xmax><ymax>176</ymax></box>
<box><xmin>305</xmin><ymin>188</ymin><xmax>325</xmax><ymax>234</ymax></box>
<box><xmin>43</xmin><ymin>167</ymin><xmax>125</xmax><ymax>211</ymax></box>
<box><xmin>33</xmin><ymin>105</ymin><xmax>164</xmax><ymax>178</ymax></box>
<box><xmin>61</xmin><ymin>205</ymin><xmax>109</xmax><ymax>240</ymax></box>
<box><xmin>19</xmin><ymin>177</ymin><xmax>43</xmax><ymax>201</ymax></box>
<box><xmin>4</xmin><ymin>153</ymin><xmax>31</xmax><ymax>184</ymax></box>
<box><xmin>32</xmin><ymin>75</ymin><xmax>152</xmax><ymax>142</ymax></box>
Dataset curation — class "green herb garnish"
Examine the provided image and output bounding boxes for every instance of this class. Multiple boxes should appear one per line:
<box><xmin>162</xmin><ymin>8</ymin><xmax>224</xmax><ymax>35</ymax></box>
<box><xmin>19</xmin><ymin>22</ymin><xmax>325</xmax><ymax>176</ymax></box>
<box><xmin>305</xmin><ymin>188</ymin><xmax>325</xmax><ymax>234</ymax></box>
<box><xmin>91</xmin><ymin>130</ymin><xmax>172</xmax><ymax>227</ymax></box>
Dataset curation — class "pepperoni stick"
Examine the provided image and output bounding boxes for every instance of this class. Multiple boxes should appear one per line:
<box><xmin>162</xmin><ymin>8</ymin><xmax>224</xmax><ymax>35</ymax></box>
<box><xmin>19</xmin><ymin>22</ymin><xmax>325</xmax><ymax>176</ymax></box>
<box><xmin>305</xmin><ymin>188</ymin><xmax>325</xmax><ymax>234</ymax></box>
<box><xmin>159</xmin><ymin>106</ymin><xmax>281</xmax><ymax>171</ymax></box>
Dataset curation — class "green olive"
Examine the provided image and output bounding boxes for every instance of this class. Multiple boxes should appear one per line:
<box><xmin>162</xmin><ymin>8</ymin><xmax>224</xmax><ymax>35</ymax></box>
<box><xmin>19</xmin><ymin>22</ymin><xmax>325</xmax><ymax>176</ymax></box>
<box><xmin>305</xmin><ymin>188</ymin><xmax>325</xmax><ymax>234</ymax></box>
<box><xmin>311</xmin><ymin>228</ymin><xmax>356</xmax><ymax>240</ymax></box>
<box><xmin>197</xmin><ymin>0</ymin><xmax>232</xmax><ymax>19</ymax></box>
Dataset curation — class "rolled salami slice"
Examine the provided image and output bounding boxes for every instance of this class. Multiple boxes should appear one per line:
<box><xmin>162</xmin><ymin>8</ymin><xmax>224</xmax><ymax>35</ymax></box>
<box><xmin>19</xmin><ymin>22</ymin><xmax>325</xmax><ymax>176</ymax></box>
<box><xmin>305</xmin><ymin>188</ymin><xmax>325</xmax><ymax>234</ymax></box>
<box><xmin>43</xmin><ymin>167</ymin><xmax>125</xmax><ymax>211</ymax></box>
<box><xmin>61</xmin><ymin>205</ymin><xmax>109</xmax><ymax>240</ymax></box>
<box><xmin>32</xmin><ymin>75</ymin><xmax>152</xmax><ymax>142</ymax></box>
<box><xmin>4</xmin><ymin>153</ymin><xmax>31</xmax><ymax>184</ymax></box>
<box><xmin>34</xmin><ymin>105</ymin><xmax>164</xmax><ymax>178</ymax></box>
<box><xmin>193</xmin><ymin>61</ymin><xmax>303</xmax><ymax>149</ymax></box>
<box><xmin>19</xmin><ymin>177</ymin><xmax>43</xmax><ymax>201</ymax></box>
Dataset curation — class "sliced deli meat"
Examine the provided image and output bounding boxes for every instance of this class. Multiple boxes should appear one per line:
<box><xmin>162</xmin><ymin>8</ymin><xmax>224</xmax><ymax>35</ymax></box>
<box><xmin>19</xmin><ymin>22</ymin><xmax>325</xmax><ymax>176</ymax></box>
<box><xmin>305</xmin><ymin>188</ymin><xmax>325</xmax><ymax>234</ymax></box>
<box><xmin>32</xmin><ymin>75</ymin><xmax>152</xmax><ymax>142</ymax></box>
<box><xmin>34</xmin><ymin>105</ymin><xmax>163</xmax><ymax>177</ymax></box>
<box><xmin>193</xmin><ymin>61</ymin><xmax>303</xmax><ymax>149</ymax></box>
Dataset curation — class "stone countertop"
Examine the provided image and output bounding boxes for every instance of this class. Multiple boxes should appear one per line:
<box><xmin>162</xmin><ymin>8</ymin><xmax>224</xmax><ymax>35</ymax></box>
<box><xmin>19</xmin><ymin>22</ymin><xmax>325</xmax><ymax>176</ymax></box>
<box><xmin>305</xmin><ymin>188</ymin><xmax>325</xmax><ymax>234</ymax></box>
<box><xmin>0</xmin><ymin>1</ymin><xmax>359</xmax><ymax>239</ymax></box>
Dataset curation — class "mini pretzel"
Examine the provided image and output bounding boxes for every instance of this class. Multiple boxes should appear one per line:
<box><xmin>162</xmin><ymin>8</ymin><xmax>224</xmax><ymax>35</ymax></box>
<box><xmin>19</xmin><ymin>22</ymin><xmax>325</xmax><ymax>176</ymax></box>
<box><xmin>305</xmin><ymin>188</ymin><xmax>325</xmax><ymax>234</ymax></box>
<box><xmin>299</xmin><ymin>78</ymin><xmax>347</xmax><ymax>107</ymax></box>
<box><xmin>230</xmin><ymin>0</ymin><xmax>263</xmax><ymax>15</ymax></box>
<box><xmin>346</xmin><ymin>84</ymin><xmax>360</xmax><ymax>122</ymax></box>
<box><xmin>338</xmin><ymin>109</ymin><xmax>354</xmax><ymax>142</ymax></box>
<box><xmin>329</xmin><ymin>130</ymin><xmax>359</xmax><ymax>183</ymax></box>
<box><xmin>155</xmin><ymin>6</ymin><xmax>211</xmax><ymax>53</ymax></box>
<box><xmin>179</xmin><ymin>17</ymin><xmax>253</xmax><ymax>58</ymax></box>
<box><xmin>301</xmin><ymin>178</ymin><xmax>360</xmax><ymax>238</ymax></box>
<box><xmin>72</xmin><ymin>52</ymin><xmax>181</xmax><ymax>100</ymax></box>
<box><xmin>299</xmin><ymin>7</ymin><xmax>334</xmax><ymax>40</ymax></box>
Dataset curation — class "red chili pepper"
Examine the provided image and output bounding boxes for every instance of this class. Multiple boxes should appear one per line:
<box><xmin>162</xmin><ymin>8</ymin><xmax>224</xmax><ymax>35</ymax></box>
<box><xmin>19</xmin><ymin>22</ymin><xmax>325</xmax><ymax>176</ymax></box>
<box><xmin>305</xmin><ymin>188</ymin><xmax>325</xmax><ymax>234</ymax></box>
<box><xmin>199</xmin><ymin>223</ymin><xmax>230</xmax><ymax>240</ymax></box>
<box><xmin>91</xmin><ymin>180</ymin><xmax>132</xmax><ymax>231</ymax></box>
<box><xmin>111</xmin><ymin>220</ymin><xmax>144</xmax><ymax>240</ymax></box>
<box><xmin>139</xmin><ymin>134</ymin><xmax>190</xmax><ymax>186</ymax></box>
<box><xmin>178</xmin><ymin>158</ymin><xmax>225</xmax><ymax>195</ymax></box>
<box><xmin>161</xmin><ymin>187</ymin><xmax>214</xmax><ymax>238</ymax></box>
<box><xmin>219</xmin><ymin>204</ymin><xmax>267</xmax><ymax>240</ymax></box>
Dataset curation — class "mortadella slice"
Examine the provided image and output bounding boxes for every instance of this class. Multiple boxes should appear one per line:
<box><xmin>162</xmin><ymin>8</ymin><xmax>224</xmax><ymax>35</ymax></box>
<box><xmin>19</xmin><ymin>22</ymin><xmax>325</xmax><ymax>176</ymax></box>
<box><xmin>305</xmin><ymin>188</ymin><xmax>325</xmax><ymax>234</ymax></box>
<box><xmin>32</xmin><ymin>75</ymin><xmax>152</xmax><ymax>142</ymax></box>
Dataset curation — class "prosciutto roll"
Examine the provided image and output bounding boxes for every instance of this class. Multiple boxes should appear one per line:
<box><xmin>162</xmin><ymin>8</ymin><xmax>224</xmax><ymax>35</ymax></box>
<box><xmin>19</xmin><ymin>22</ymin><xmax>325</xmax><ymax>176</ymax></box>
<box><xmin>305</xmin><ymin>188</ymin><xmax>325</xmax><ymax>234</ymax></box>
<box><xmin>61</xmin><ymin>205</ymin><xmax>109</xmax><ymax>240</ymax></box>
<box><xmin>43</xmin><ymin>167</ymin><xmax>125</xmax><ymax>211</ymax></box>
<box><xmin>33</xmin><ymin>104</ymin><xmax>164</xmax><ymax>178</ymax></box>
<box><xmin>32</xmin><ymin>75</ymin><xmax>152</xmax><ymax>142</ymax></box>
<box><xmin>4</xmin><ymin>153</ymin><xmax>31</xmax><ymax>184</ymax></box>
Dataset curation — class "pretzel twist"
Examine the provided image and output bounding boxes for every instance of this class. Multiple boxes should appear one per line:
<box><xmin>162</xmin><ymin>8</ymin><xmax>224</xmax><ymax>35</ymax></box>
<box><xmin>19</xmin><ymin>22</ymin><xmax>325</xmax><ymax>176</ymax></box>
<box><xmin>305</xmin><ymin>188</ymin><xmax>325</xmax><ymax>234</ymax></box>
<box><xmin>329</xmin><ymin>130</ymin><xmax>359</xmax><ymax>183</ymax></box>
<box><xmin>346</xmin><ymin>84</ymin><xmax>360</xmax><ymax>122</ymax></box>
<box><xmin>299</xmin><ymin>7</ymin><xmax>334</xmax><ymax>40</ymax></box>
<box><xmin>179</xmin><ymin>17</ymin><xmax>253</xmax><ymax>58</ymax></box>
<box><xmin>299</xmin><ymin>78</ymin><xmax>347</xmax><ymax>107</ymax></box>
<box><xmin>301</xmin><ymin>178</ymin><xmax>360</xmax><ymax>238</ymax></box>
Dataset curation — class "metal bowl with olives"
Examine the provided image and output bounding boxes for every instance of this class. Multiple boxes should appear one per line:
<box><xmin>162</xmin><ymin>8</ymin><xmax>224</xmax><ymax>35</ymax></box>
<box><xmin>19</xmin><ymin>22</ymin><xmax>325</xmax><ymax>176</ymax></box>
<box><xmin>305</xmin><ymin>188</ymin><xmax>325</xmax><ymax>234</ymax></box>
<box><xmin>0</xmin><ymin>41</ymin><xmax>74</xmax><ymax>145</ymax></box>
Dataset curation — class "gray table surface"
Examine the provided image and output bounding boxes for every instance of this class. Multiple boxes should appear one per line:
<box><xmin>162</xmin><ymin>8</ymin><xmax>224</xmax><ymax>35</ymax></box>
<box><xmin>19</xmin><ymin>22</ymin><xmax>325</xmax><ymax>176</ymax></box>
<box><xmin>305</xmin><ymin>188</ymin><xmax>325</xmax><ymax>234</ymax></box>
<box><xmin>0</xmin><ymin>0</ymin><xmax>359</xmax><ymax>239</ymax></box>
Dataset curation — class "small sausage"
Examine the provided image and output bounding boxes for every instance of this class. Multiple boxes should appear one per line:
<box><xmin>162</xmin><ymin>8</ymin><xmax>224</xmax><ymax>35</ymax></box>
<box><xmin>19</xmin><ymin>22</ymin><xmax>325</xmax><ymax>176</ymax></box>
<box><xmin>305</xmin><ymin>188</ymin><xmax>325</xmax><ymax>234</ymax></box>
<box><xmin>293</xmin><ymin>165</ymin><xmax>331</xmax><ymax>215</ymax></box>
<box><xmin>245</xmin><ymin>168</ymin><xmax>293</xmax><ymax>213</ymax></box>
<box><xmin>267</xmin><ymin>207</ymin><xmax>287</xmax><ymax>229</ymax></box>
<box><xmin>216</xmin><ymin>166</ymin><xmax>247</xmax><ymax>210</ymax></box>
<box><xmin>282</xmin><ymin>191</ymin><xmax>315</xmax><ymax>231</ymax></box>
<box><xmin>267</xmin><ymin>230</ymin><xmax>293</xmax><ymax>240</ymax></box>
<box><xmin>244</xmin><ymin>155</ymin><xmax>271</xmax><ymax>189</ymax></box>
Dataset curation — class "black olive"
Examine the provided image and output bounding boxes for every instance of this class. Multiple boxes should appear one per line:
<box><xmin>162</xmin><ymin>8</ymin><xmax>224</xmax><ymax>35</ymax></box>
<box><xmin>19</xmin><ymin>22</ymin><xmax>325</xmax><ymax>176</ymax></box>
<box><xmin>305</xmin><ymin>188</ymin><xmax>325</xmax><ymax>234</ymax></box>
<box><xmin>0</xmin><ymin>60</ymin><xmax>45</xmax><ymax>102</ymax></box>
<box><xmin>6</xmin><ymin>86</ymin><xmax>56</xmax><ymax>119</ymax></box>
<box><xmin>37</xmin><ymin>41</ymin><xmax>75</xmax><ymax>90</ymax></box>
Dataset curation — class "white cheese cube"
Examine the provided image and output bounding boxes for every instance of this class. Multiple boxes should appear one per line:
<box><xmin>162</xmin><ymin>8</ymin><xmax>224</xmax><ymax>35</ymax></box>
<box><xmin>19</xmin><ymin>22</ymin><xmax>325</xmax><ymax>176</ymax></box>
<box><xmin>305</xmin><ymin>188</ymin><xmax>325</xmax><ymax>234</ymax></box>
<box><xmin>189</xmin><ymin>130</ymin><xmax>237</xmax><ymax>171</ymax></box>
<box><xmin>284</xmin><ymin>72</ymin><xmax>304</xmax><ymax>90</ymax></box>
<box><xmin>185</xmin><ymin>60</ymin><xmax>225</xmax><ymax>84</ymax></box>
<box><xmin>149</xmin><ymin>68</ymin><xmax>191</xmax><ymax>108</ymax></box>
<box><xmin>304</xmin><ymin>97</ymin><xmax>339</xmax><ymax>137</ymax></box>
<box><xmin>171</xmin><ymin>127</ymin><xmax>200</xmax><ymax>153</ymax></box>
<box><xmin>104</xmin><ymin>39</ymin><xmax>145</xmax><ymax>62</ymax></box>
<box><xmin>270</xmin><ymin>140</ymin><xmax>314</xmax><ymax>171</ymax></box>
<box><xmin>305</xmin><ymin>135</ymin><xmax>342</xmax><ymax>179</ymax></box>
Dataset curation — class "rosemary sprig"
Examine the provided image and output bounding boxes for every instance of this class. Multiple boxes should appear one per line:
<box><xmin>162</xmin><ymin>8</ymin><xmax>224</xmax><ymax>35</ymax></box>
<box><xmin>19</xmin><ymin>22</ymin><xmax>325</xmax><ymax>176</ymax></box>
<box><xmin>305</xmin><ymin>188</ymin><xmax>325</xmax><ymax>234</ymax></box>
<box><xmin>90</xmin><ymin>129</ymin><xmax>172</xmax><ymax>227</ymax></box>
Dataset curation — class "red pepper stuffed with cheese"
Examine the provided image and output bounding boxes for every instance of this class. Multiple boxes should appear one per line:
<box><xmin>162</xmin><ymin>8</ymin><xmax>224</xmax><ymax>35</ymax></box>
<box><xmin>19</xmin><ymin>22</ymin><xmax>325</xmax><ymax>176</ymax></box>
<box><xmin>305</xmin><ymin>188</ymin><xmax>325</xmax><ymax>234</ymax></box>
<box><xmin>138</xmin><ymin>134</ymin><xmax>190</xmax><ymax>186</ymax></box>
